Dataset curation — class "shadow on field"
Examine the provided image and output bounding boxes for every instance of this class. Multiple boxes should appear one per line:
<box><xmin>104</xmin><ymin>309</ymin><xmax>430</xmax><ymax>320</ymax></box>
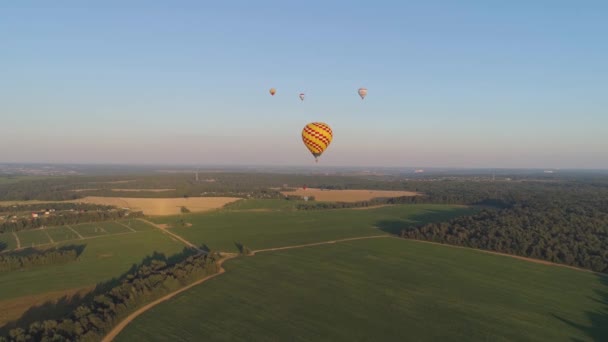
<box><xmin>0</xmin><ymin>246</ymin><xmax>199</xmax><ymax>336</ymax></box>
<box><xmin>0</xmin><ymin>242</ymin><xmax>6</xmax><ymax>253</ymax></box>
<box><xmin>375</xmin><ymin>207</ymin><xmax>476</xmax><ymax>235</ymax></box>
<box><xmin>554</xmin><ymin>274</ymin><xmax>608</xmax><ymax>342</ymax></box>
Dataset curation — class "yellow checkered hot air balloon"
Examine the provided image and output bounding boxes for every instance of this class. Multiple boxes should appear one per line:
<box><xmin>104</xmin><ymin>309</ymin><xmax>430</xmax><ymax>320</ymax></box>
<box><xmin>302</xmin><ymin>122</ymin><xmax>333</xmax><ymax>162</ymax></box>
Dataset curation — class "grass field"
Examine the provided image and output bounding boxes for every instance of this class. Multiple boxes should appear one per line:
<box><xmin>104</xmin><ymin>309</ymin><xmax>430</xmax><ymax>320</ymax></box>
<box><xmin>153</xmin><ymin>204</ymin><xmax>475</xmax><ymax>252</ymax></box>
<box><xmin>16</xmin><ymin>230</ymin><xmax>51</xmax><ymax>248</ymax></box>
<box><xmin>0</xmin><ymin>233</ymin><xmax>17</xmax><ymax>251</ymax></box>
<box><xmin>0</xmin><ymin>220</ymin><xmax>152</xmax><ymax>253</ymax></box>
<box><xmin>45</xmin><ymin>227</ymin><xmax>80</xmax><ymax>242</ymax></box>
<box><xmin>0</xmin><ymin>221</ymin><xmax>187</xmax><ymax>327</ymax></box>
<box><xmin>117</xmin><ymin>238</ymin><xmax>608</xmax><ymax>342</ymax></box>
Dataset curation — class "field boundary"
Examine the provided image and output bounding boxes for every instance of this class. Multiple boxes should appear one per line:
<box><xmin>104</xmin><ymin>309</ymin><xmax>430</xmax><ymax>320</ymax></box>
<box><xmin>102</xmin><ymin>253</ymin><xmax>238</xmax><ymax>342</ymax></box>
<box><xmin>137</xmin><ymin>219</ymin><xmax>202</xmax><ymax>252</ymax></box>
<box><xmin>251</xmin><ymin>235</ymin><xmax>391</xmax><ymax>255</ymax></box>
<box><xmin>12</xmin><ymin>232</ymin><xmax>20</xmax><ymax>249</ymax></box>
<box><xmin>65</xmin><ymin>225</ymin><xmax>84</xmax><ymax>240</ymax></box>
<box><xmin>115</xmin><ymin>221</ymin><xmax>136</xmax><ymax>233</ymax></box>
<box><xmin>404</xmin><ymin>238</ymin><xmax>598</xmax><ymax>274</ymax></box>
<box><xmin>42</xmin><ymin>228</ymin><xmax>54</xmax><ymax>244</ymax></box>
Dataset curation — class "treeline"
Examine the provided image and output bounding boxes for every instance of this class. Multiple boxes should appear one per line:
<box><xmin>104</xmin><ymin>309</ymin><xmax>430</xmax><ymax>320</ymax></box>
<box><xmin>0</xmin><ymin>210</ymin><xmax>143</xmax><ymax>234</ymax></box>
<box><xmin>295</xmin><ymin>195</ymin><xmax>511</xmax><ymax>210</ymax></box>
<box><xmin>0</xmin><ymin>203</ymin><xmax>116</xmax><ymax>214</ymax></box>
<box><xmin>2</xmin><ymin>250</ymin><xmax>220</xmax><ymax>342</ymax></box>
<box><xmin>0</xmin><ymin>245</ymin><xmax>84</xmax><ymax>272</ymax></box>
<box><xmin>402</xmin><ymin>201</ymin><xmax>608</xmax><ymax>273</ymax></box>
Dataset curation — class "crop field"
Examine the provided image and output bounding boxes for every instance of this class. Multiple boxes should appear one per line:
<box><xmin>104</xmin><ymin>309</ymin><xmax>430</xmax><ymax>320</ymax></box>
<box><xmin>122</xmin><ymin>219</ymin><xmax>154</xmax><ymax>232</ymax></box>
<box><xmin>78</xmin><ymin>197</ymin><xmax>240</xmax><ymax>215</ymax></box>
<box><xmin>0</xmin><ymin>220</ymin><xmax>153</xmax><ymax>253</ymax></box>
<box><xmin>0</xmin><ymin>226</ymin><xmax>186</xmax><ymax>326</ymax></box>
<box><xmin>153</xmin><ymin>204</ymin><xmax>477</xmax><ymax>252</ymax></box>
<box><xmin>16</xmin><ymin>230</ymin><xmax>51</xmax><ymax>248</ymax></box>
<box><xmin>117</xmin><ymin>238</ymin><xmax>608</xmax><ymax>342</ymax></box>
<box><xmin>71</xmin><ymin>223</ymin><xmax>109</xmax><ymax>238</ymax></box>
<box><xmin>45</xmin><ymin>226</ymin><xmax>81</xmax><ymax>242</ymax></box>
<box><xmin>281</xmin><ymin>188</ymin><xmax>419</xmax><ymax>202</ymax></box>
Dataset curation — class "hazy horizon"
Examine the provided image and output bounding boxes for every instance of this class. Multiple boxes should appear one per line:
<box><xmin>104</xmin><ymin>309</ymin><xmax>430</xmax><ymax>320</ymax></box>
<box><xmin>2</xmin><ymin>1</ymin><xmax>607</xmax><ymax>168</ymax></box>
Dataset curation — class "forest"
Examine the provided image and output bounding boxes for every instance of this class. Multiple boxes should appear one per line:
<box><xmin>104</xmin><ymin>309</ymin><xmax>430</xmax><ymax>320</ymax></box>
<box><xmin>402</xmin><ymin>199</ymin><xmax>608</xmax><ymax>273</ymax></box>
<box><xmin>1</xmin><ymin>250</ymin><xmax>220</xmax><ymax>342</ymax></box>
<box><xmin>0</xmin><ymin>245</ymin><xmax>84</xmax><ymax>272</ymax></box>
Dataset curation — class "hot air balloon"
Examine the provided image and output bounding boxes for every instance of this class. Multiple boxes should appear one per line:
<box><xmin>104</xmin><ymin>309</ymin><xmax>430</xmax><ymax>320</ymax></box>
<box><xmin>358</xmin><ymin>87</ymin><xmax>367</xmax><ymax>100</ymax></box>
<box><xmin>302</xmin><ymin>122</ymin><xmax>333</xmax><ymax>162</ymax></box>
<box><xmin>299</xmin><ymin>93</ymin><xmax>305</xmax><ymax>101</ymax></box>
<box><xmin>269</xmin><ymin>88</ymin><xmax>276</xmax><ymax>96</ymax></box>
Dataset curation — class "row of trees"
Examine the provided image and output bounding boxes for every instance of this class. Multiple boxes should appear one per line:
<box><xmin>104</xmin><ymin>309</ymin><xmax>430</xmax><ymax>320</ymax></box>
<box><xmin>0</xmin><ymin>245</ymin><xmax>83</xmax><ymax>272</ymax></box>
<box><xmin>2</xmin><ymin>251</ymin><xmax>220</xmax><ymax>342</ymax></box>
<box><xmin>0</xmin><ymin>203</ymin><xmax>116</xmax><ymax>214</ymax></box>
<box><xmin>402</xmin><ymin>201</ymin><xmax>608</xmax><ymax>273</ymax></box>
<box><xmin>0</xmin><ymin>210</ymin><xmax>143</xmax><ymax>234</ymax></box>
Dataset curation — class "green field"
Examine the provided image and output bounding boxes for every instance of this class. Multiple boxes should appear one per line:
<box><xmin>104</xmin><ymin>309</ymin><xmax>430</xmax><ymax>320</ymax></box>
<box><xmin>16</xmin><ymin>230</ymin><xmax>51</xmax><ymax>247</ymax></box>
<box><xmin>71</xmin><ymin>223</ymin><xmax>109</xmax><ymax>238</ymax></box>
<box><xmin>0</xmin><ymin>233</ymin><xmax>17</xmax><ymax>251</ymax></box>
<box><xmin>153</xmin><ymin>204</ymin><xmax>475</xmax><ymax>252</ymax></box>
<box><xmin>46</xmin><ymin>226</ymin><xmax>81</xmax><ymax>242</ymax></box>
<box><xmin>122</xmin><ymin>219</ymin><xmax>154</xmax><ymax>232</ymax></box>
<box><xmin>0</xmin><ymin>226</ymin><xmax>185</xmax><ymax>302</ymax></box>
<box><xmin>118</xmin><ymin>238</ymin><xmax>608</xmax><ymax>342</ymax></box>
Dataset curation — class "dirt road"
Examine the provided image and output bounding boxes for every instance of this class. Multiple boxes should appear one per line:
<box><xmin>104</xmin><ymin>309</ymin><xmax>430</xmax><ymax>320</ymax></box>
<box><xmin>101</xmin><ymin>253</ymin><xmax>237</xmax><ymax>342</ymax></box>
<box><xmin>137</xmin><ymin>218</ymin><xmax>202</xmax><ymax>252</ymax></box>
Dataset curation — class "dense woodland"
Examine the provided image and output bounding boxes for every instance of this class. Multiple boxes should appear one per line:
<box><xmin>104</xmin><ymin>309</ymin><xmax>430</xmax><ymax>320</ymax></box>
<box><xmin>0</xmin><ymin>245</ymin><xmax>83</xmax><ymax>272</ymax></box>
<box><xmin>0</xmin><ymin>210</ymin><xmax>143</xmax><ymax>234</ymax></box>
<box><xmin>402</xmin><ymin>201</ymin><xmax>608</xmax><ymax>273</ymax></box>
<box><xmin>1</xmin><ymin>250</ymin><xmax>220</xmax><ymax>342</ymax></box>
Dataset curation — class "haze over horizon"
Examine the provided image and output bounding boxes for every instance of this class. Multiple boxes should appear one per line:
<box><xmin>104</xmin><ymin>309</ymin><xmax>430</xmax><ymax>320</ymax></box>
<box><xmin>2</xmin><ymin>1</ymin><xmax>607</xmax><ymax>169</ymax></box>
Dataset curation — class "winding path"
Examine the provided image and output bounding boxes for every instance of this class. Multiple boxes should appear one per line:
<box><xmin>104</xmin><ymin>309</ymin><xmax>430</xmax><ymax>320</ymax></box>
<box><xmin>100</xmin><ymin>231</ymin><xmax>597</xmax><ymax>341</ymax></box>
<box><xmin>101</xmin><ymin>253</ymin><xmax>237</xmax><ymax>342</ymax></box>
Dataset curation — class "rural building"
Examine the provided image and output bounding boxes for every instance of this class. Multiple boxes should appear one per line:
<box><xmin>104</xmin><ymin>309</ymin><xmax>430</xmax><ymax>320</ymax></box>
<box><xmin>31</xmin><ymin>213</ymin><xmax>38</xmax><ymax>218</ymax></box>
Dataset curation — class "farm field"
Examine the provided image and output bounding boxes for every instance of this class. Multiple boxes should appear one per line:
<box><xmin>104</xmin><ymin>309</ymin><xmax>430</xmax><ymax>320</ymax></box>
<box><xmin>0</xmin><ymin>220</ymin><xmax>151</xmax><ymax>252</ymax></box>
<box><xmin>117</xmin><ymin>238</ymin><xmax>608</xmax><ymax>342</ymax></box>
<box><xmin>153</xmin><ymin>204</ymin><xmax>476</xmax><ymax>252</ymax></box>
<box><xmin>45</xmin><ymin>226</ymin><xmax>81</xmax><ymax>242</ymax></box>
<box><xmin>0</xmin><ymin>233</ymin><xmax>17</xmax><ymax>251</ymax></box>
<box><xmin>0</xmin><ymin>222</ymin><xmax>186</xmax><ymax>327</ymax></box>
<box><xmin>79</xmin><ymin>197</ymin><xmax>240</xmax><ymax>215</ymax></box>
<box><xmin>0</xmin><ymin>196</ymin><xmax>240</xmax><ymax>216</ymax></box>
<box><xmin>281</xmin><ymin>188</ymin><xmax>419</xmax><ymax>202</ymax></box>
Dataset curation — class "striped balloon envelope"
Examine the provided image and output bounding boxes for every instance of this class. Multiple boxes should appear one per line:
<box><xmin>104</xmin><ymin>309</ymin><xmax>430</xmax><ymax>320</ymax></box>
<box><xmin>302</xmin><ymin>122</ymin><xmax>333</xmax><ymax>162</ymax></box>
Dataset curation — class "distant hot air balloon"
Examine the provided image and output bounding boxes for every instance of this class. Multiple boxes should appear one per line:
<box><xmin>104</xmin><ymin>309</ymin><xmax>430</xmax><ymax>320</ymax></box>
<box><xmin>302</xmin><ymin>122</ymin><xmax>333</xmax><ymax>162</ymax></box>
<box><xmin>358</xmin><ymin>87</ymin><xmax>367</xmax><ymax>100</ymax></box>
<box><xmin>269</xmin><ymin>88</ymin><xmax>276</xmax><ymax>96</ymax></box>
<box><xmin>299</xmin><ymin>93</ymin><xmax>305</xmax><ymax>101</ymax></box>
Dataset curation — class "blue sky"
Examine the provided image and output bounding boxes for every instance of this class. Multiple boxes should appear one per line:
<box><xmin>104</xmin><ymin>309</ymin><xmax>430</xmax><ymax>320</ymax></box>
<box><xmin>1</xmin><ymin>1</ymin><xmax>607</xmax><ymax>168</ymax></box>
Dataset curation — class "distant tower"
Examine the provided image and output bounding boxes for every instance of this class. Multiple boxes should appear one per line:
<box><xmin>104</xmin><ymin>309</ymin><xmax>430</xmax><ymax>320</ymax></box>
<box><xmin>195</xmin><ymin>169</ymin><xmax>199</xmax><ymax>182</ymax></box>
